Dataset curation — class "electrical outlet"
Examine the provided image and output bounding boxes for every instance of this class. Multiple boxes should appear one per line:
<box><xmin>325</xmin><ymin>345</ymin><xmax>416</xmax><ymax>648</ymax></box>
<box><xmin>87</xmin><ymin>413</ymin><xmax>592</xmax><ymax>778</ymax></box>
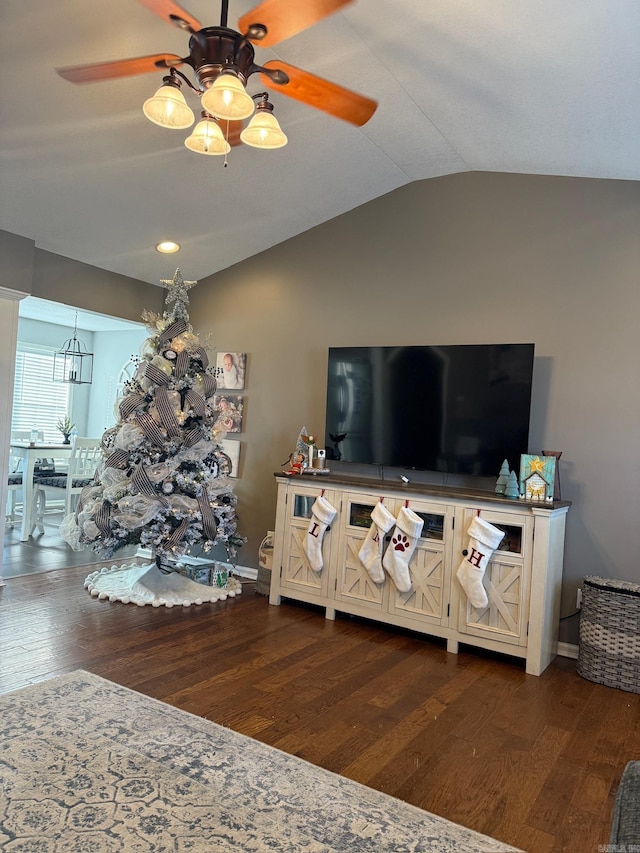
<box><xmin>576</xmin><ymin>588</ymin><xmax>583</xmax><ymax>610</ymax></box>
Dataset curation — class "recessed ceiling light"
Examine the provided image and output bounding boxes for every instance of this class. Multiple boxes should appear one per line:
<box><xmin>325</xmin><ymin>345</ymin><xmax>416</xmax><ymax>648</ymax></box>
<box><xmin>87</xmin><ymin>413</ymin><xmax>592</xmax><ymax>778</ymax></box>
<box><xmin>156</xmin><ymin>241</ymin><xmax>180</xmax><ymax>254</ymax></box>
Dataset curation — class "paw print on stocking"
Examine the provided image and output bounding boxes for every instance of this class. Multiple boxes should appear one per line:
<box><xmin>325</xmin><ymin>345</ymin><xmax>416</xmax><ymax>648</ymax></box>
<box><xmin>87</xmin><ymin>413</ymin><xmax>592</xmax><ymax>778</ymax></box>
<box><xmin>392</xmin><ymin>532</ymin><xmax>410</xmax><ymax>552</ymax></box>
<box><xmin>382</xmin><ymin>505</ymin><xmax>424</xmax><ymax>593</ymax></box>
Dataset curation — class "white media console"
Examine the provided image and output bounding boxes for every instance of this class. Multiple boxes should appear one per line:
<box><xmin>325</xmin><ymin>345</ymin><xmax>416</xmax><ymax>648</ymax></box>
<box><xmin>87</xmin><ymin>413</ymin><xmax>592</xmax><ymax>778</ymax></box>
<box><xmin>269</xmin><ymin>472</ymin><xmax>570</xmax><ymax>676</ymax></box>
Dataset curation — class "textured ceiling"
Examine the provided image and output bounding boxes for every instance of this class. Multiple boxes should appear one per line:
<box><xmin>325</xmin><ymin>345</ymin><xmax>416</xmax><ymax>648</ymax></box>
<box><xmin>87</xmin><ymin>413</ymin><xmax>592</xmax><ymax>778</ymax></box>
<box><xmin>1</xmin><ymin>0</ymin><xmax>638</xmax><ymax>286</ymax></box>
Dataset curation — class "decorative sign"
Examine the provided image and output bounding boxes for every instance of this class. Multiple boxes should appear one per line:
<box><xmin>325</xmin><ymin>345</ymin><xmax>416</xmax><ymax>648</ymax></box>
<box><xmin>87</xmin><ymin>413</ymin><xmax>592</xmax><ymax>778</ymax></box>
<box><xmin>519</xmin><ymin>454</ymin><xmax>556</xmax><ymax>502</ymax></box>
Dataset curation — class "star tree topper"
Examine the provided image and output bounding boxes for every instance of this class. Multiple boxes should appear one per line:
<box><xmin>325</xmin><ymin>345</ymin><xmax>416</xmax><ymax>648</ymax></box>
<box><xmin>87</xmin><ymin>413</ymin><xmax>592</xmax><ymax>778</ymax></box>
<box><xmin>161</xmin><ymin>268</ymin><xmax>197</xmax><ymax>320</ymax></box>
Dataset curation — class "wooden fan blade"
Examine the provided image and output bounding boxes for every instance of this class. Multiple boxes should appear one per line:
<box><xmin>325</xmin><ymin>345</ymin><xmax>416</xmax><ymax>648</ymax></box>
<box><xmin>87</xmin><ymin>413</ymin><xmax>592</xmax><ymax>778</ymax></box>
<box><xmin>260</xmin><ymin>61</ymin><xmax>377</xmax><ymax>126</ymax></box>
<box><xmin>56</xmin><ymin>54</ymin><xmax>184</xmax><ymax>84</ymax></box>
<box><xmin>220</xmin><ymin>120</ymin><xmax>244</xmax><ymax>147</ymax></box>
<box><xmin>136</xmin><ymin>0</ymin><xmax>202</xmax><ymax>32</ymax></box>
<box><xmin>238</xmin><ymin>0</ymin><xmax>353</xmax><ymax>47</ymax></box>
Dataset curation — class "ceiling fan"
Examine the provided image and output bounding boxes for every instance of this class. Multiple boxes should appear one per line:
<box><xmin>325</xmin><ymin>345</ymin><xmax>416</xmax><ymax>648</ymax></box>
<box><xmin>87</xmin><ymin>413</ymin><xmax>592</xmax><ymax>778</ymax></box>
<box><xmin>56</xmin><ymin>0</ymin><xmax>378</xmax><ymax>152</ymax></box>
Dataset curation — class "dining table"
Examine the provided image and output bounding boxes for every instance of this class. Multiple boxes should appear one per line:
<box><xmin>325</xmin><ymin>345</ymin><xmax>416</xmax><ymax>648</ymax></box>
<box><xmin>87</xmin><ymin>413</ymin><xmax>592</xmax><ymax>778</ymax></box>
<box><xmin>10</xmin><ymin>441</ymin><xmax>74</xmax><ymax>541</ymax></box>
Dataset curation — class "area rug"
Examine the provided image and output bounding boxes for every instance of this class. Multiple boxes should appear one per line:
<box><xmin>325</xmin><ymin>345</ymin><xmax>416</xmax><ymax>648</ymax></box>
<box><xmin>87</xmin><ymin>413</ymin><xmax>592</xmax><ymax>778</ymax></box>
<box><xmin>0</xmin><ymin>671</ymin><xmax>522</xmax><ymax>852</ymax></box>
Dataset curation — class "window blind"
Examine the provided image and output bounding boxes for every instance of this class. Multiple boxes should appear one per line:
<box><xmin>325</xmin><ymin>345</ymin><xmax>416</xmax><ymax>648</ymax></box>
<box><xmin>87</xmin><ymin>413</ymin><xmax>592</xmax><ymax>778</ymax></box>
<box><xmin>12</xmin><ymin>345</ymin><xmax>71</xmax><ymax>442</ymax></box>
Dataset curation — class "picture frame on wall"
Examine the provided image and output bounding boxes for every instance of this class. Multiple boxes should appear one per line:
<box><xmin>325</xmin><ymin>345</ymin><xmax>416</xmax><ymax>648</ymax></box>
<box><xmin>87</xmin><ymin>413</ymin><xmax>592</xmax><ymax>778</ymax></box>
<box><xmin>221</xmin><ymin>439</ymin><xmax>240</xmax><ymax>478</ymax></box>
<box><xmin>214</xmin><ymin>395</ymin><xmax>244</xmax><ymax>433</ymax></box>
<box><xmin>215</xmin><ymin>352</ymin><xmax>246</xmax><ymax>390</ymax></box>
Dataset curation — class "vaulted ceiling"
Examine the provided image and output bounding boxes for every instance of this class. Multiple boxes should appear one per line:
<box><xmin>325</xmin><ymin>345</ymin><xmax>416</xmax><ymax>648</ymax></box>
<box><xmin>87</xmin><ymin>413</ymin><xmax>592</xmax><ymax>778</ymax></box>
<box><xmin>1</xmin><ymin>1</ymin><xmax>638</xmax><ymax>286</ymax></box>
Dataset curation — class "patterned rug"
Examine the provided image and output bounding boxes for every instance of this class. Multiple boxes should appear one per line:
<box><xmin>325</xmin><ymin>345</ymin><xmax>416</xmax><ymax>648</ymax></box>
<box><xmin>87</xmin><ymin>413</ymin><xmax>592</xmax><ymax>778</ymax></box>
<box><xmin>0</xmin><ymin>671</ymin><xmax>522</xmax><ymax>852</ymax></box>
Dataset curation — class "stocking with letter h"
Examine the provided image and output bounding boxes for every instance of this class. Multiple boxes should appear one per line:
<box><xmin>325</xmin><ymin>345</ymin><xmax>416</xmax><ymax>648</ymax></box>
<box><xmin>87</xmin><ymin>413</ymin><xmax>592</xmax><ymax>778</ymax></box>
<box><xmin>303</xmin><ymin>493</ymin><xmax>337</xmax><ymax>572</ymax></box>
<box><xmin>456</xmin><ymin>514</ymin><xmax>505</xmax><ymax>609</ymax></box>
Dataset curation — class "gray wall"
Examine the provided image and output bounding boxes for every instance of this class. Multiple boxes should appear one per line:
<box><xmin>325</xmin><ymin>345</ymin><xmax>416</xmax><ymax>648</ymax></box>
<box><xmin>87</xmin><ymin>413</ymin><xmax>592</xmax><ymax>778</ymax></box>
<box><xmin>0</xmin><ymin>231</ymin><xmax>163</xmax><ymax>321</ymax></box>
<box><xmin>190</xmin><ymin>171</ymin><xmax>640</xmax><ymax>644</ymax></box>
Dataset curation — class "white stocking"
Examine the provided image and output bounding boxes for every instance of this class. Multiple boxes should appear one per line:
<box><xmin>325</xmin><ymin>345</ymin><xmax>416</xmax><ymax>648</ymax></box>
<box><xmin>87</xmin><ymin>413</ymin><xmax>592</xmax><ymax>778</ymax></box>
<box><xmin>382</xmin><ymin>506</ymin><xmax>424</xmax><ymax>593</ymax></box>
<box><xmin>456</xmin><ymin>515</ymin><xmax>505</xmax><ymax>609</ymax></box>
<box><xmin>358</xmin><ymin>501</ymin><xmax>396</xmax><ymax>583</ymax></box>
<box><xmin>303</xmin><ymin>494</ymin><xmax>337</xmax><ymax>572</ymax></box>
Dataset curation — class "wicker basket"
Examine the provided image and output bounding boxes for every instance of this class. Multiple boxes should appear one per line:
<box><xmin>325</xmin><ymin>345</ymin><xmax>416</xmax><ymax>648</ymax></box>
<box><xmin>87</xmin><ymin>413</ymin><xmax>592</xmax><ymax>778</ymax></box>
<box><xmin>577</xmin><ymin>576</ymin><xmax>640</xmax><ymax>694</ymax></box>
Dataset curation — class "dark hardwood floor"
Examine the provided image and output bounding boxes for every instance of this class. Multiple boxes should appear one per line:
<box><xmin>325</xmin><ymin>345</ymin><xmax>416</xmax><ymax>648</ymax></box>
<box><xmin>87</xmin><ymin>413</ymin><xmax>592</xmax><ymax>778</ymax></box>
<box><xmin>1</xmin><ymin>540</ymin><xmax>638</xmax><ymax>852</ymax></box>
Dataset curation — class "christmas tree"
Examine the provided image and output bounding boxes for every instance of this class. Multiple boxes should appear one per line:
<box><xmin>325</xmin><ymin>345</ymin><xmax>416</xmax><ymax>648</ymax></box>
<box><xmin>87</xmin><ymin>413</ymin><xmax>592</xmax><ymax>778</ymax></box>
<box><xmin>61</xmin><ymin>270</ymin><xmax>244</xmax><ymax>602</ymax></box>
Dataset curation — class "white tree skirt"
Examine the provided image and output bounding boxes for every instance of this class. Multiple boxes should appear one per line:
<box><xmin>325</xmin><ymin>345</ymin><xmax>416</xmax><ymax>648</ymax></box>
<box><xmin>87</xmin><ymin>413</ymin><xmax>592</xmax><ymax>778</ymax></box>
<box><xmin>84</xmin><ymin>563</ymin><xmax>242</xmax><ymax>607</ymax></box>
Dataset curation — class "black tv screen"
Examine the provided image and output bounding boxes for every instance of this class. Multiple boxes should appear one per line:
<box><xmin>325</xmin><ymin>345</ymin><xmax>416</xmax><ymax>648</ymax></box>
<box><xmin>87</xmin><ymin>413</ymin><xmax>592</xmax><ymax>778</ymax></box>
<box><xmin>325</xmin><ymin>343</ymin><xmax>535</xmax><ymax>478</ymax></box>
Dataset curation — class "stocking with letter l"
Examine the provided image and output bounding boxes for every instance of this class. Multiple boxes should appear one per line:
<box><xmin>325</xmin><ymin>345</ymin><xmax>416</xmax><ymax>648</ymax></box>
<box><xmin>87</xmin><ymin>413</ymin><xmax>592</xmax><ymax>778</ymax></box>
<box><xmin>303</xmin><ymin>493</ymin><xmax>337</xmax><ymax>572</ymax></box>
<box><xmin>456</xmin><ymin>515</ymin><xmax>505</xmax><ymax>609</ymax></box>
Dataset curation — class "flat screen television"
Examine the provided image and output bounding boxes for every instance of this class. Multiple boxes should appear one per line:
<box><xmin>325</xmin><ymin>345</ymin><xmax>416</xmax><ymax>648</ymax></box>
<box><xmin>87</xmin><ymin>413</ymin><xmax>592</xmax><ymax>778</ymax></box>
<box><xmin>325</xmin><ymin>343</ymin><xmax>535</xmax><ymax>478</ymax></box>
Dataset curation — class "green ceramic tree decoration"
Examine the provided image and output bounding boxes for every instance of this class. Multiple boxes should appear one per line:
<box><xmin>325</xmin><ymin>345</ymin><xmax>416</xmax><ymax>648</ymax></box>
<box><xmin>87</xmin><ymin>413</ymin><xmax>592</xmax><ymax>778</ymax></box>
<box><xmin>505</xmin><ymin>470</ymin><xmax>520</xmax><ymax>499</ymax></box>
<box><xmin>495</xmin><ymin>459</ymin><xmax>510</xmax><ymax>494</ymax></box>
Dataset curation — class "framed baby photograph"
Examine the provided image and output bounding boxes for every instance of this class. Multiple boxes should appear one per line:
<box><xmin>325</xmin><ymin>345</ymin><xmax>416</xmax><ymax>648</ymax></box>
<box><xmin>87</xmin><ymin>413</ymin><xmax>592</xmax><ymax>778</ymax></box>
<box><xmin>214</xmin><ymin>394</ymin><xmax>244</xmax><ymax>433</ymax></box>
<box><xmin>221</xmin><ymin>439</ymin><xmax>240</xmax><ymax>478</ymax></box>
<box><xmin>215</xmin><ymin>352</ymin><xmax>246</xmax><ymax>390</ymax></box>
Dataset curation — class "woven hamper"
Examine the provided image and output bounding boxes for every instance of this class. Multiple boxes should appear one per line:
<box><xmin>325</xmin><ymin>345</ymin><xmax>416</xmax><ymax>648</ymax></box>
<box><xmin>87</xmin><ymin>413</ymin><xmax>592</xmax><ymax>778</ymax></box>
<box><xmin>577</xmin><ymin>576</ymin><xmax>640</xmax><ymax>694</ymax></box>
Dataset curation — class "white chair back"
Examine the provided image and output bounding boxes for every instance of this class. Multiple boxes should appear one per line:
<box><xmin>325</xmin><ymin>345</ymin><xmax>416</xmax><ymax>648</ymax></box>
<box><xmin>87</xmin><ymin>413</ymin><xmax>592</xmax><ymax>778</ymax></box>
<box><xmin>34</xmin><ymin>437</ymin><xmax>104</xmax><ymax>519</ymax></box>
<box><xmin>70</xmin><ymin>437</ymin><xmax>104</xmax><ymax>483</ymax></box>
<box><xmin>6</xmin><ymin>445</ymin><xmax>26</xmax><ymax>528</ymax></box>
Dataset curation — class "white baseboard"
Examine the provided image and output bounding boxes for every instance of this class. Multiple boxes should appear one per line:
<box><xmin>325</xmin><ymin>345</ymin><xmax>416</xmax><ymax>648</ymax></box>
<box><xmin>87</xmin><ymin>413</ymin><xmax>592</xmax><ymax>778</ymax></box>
<box><xmin>230</xmin><ymin>564</ymin><xmax>257</xmax><ymax>580</ymax></box>
<box><xmin>557</xmin><ymin>641</ymin><xmax>578</xmax><ymax>660</ymax></box>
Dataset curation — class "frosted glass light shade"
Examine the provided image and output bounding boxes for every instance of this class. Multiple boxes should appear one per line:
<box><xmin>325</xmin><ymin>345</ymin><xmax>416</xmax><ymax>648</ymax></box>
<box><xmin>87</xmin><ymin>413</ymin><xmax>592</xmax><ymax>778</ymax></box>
<box><xmin>184</xmin><ymin>116</ymin><xmax>230</xmax><ymax>155</ymax></box>
<box><xmin>143</xmin><ymin>84</ymin><xmax>195</xmax><ymax>129</ymax></box>
<box><xmin>240</xmin><ymin>110</ymin><xmax>288</xmax><ymax>149</ymax></box>
<box><xmin>201</xmin><ymin>74</ymin><xmax>255</xmax><ymax>121</ymax></box>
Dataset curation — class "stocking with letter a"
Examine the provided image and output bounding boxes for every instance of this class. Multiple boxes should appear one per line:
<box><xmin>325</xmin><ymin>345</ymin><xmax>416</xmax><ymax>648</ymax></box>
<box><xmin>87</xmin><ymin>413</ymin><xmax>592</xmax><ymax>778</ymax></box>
<box><xmin>358</xmin><ymin>500</ymin><xmax>396</xmax><ymax>583</ymax></box>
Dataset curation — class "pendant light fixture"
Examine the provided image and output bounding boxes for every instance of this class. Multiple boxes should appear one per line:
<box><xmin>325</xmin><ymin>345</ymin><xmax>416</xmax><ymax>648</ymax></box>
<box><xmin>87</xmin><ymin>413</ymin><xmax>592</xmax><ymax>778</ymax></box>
<box><xmin>53</xmin><ymin>313</ymin><xmax>94</xmax><ymax>385</ymax></box>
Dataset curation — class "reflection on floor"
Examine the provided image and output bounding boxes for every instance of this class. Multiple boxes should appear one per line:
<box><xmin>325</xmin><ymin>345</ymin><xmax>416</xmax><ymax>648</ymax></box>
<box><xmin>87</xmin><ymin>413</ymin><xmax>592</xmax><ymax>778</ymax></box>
<box><xmin>3</xmin><ymin>509</ymin><xmax>141</xmax><ymax>579</ymax></box>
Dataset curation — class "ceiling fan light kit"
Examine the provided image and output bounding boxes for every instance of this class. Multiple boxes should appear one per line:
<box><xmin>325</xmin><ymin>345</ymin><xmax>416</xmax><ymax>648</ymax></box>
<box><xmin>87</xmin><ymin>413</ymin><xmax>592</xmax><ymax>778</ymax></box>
<box><xmin>201</xmin><ymin>72</ymin><xmax>256</xmax><ymax>121</ymax></box>
<box><xmin>57</xmin><ymin>0</ymin><xmax>377</xmax><ymax>162</ymax></box>
<box><xmin>142</xmin><ymin>74</ymin><xmax>195</xmax><ymax>128</ymax></box>
<box><xmin>240</xmin><ymin>95</ymin><xmax>287</xmax><ymax>149</ymax></box>
<box><xmin>184</xmin><ymin>113</ymin><xmax>231</xmax><ymax>155</ymax></box>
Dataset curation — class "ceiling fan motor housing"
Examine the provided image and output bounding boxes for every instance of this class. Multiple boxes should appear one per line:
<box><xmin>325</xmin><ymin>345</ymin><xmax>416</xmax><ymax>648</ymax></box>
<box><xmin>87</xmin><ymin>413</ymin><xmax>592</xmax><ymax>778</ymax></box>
<box><xmin>189</xmin><ymin>27</ymin><xmax>257</xmax><ymax>88</ymax></box>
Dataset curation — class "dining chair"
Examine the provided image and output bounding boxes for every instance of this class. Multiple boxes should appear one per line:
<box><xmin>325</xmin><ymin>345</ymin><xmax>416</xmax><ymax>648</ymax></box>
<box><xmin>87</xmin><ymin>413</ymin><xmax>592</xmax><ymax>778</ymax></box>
<box><xmin>34</xmin><ymin>438</ymin><xmax>104</xmax><ymax>520</ymax></box>
<box><xmin>6</xmin><ymin>436</ymin><xmax>46</xmax><ymax>530</ymax></box>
